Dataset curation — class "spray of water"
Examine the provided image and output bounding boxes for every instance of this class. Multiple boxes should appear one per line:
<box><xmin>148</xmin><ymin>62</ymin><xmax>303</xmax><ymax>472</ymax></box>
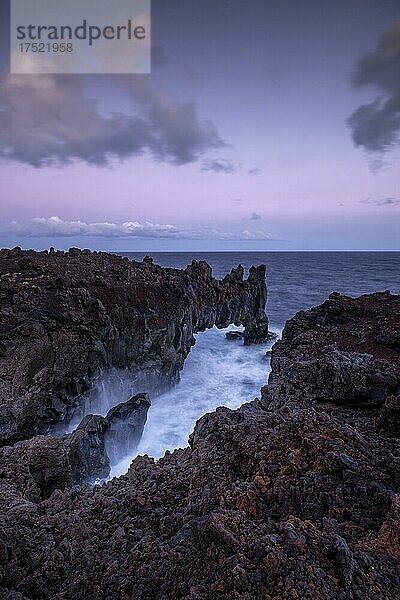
<box><xmin>110</xmin><ymin>325</ymin><xmax>281</xmax><ymax>477</ymax></box>
<box><xmin>53</xmin><ymin>324</ymin><xmax>280</xmax><ymax>479</ymax></box>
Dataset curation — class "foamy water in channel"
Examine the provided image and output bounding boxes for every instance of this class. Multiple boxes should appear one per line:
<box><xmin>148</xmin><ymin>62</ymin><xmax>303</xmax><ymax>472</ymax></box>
<box><xmin>89</xmin><ymin>251</ymin><xmax>399</xmax><ymax>480</ymax></box>
<box><xmin>109</xmin><ymin>325</ymin><xmax>280</xmax><ymax>478</ymax></box>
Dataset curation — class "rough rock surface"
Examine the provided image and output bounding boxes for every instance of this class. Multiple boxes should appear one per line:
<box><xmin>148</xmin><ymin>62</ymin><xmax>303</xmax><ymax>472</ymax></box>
<box><xmin>0</xmin><ymin>248</ymin><xmax>269</xmax><ymax>443</ymax></box>
<box><xmin>62</xmin><ymin>414</ymin><xmax>110</xmax><ymax>485</ymax></box>
<box><xmin>0</xmin><ymin>435</ymin><xmax>71</xmax><ymax>505</ymax></box>
<box><xmin>63</xmin><ymin>392</ymin><xmax>151</xmax><ymax>485</ymax></box>
<box><xmin>0</xmin><ymin>291</ymin><xmax>399</xmax><ymax>599</ymax></box>
<box><xmin>104</xmin><ymin>392</ymin><xmax>151</xmax><ymax>466</ymax></box>
<box><xmin>267</xmin><ymin>290</ymin><xmax>400</xmax><ymax>410</ymax></box>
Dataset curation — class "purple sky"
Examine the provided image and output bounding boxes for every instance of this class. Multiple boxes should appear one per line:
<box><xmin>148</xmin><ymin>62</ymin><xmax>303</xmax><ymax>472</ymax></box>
<box><xmin>0</xmin><ymin>0</ymin><xmax>399</xmax><ymax>251</ymax></box>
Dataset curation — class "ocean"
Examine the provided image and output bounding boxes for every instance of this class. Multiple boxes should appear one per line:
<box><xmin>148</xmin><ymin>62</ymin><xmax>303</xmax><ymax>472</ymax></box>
<box><xmin>107</xmin><ymin>252</ymin><xmax>400</xmax><ymax>476</ymax></box>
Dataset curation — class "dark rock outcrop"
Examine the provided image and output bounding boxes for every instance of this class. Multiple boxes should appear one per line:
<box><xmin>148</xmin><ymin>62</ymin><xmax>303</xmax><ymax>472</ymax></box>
<box><xmin>63</xmin><ymin>415</ymin><xmax>110</xmax><ymax>485</ymax></box>
<box><xmin>267</xmin><ymin>290</ymin><xmax>400</xmax><ymax>411</ymax></box>
<box><xmin>104</xmin><ymin>392</ymin><xmax>151</xmax><ymax>465</ymax></box>
<box><xmin>0</xmin><ymin>291</ymin><xmax>399</xmax><ymax>599</ymax></box>
<box><xmin>0</xmin><ymin>391</ymin><xmax>151</xmax><ymax>496</ymax></box>
<box><xmin>63</xmin><ymin>392</ymin><xmax>151</xmax><ymax>485</ymax></box>
<box><xmin>225</xmin><ymin>330</ymin><xmax>244</xmax><ymax>340</ymax></box>
<box><xmin>0</xmin><ymin>249</ymin><xmax>269</xmax><ymax>444</ymax></box>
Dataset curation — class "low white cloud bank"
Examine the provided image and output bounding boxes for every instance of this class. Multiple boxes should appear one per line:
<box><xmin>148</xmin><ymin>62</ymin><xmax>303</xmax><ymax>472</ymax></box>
<box><xmin>9</xmin><ymin>216</ymin><xmax>279</xmax><ymax>241</ymax></box>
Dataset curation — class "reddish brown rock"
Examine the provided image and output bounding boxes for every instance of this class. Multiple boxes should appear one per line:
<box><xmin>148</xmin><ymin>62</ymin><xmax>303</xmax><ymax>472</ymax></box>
<box><xmin>0</xmin><ymin>279</ymin><xmax>399</xmax><ymax>599</ymax></box>
<box><xmin>0</xmin><ymin>250</ymin><xmax>269</xmax><ymax>444</ymax></box>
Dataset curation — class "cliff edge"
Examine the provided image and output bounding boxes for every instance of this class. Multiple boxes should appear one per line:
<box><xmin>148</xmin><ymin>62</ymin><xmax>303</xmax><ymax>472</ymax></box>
<box><xmin>0</xmin><ymin>248</ymin><xmax>269</xmax><ymax>444</ymax></box>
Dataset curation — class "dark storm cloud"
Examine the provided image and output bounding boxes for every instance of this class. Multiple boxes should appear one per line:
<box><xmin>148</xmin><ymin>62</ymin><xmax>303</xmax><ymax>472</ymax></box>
<box><xmin>361</xmin><ymin>197</ymin><xmax>400</xmax><ymax>206</ymax></box>
<box><xmin>348</xmin><ymin>23</ymin><xmax>400</xmax><ymax>152</ymax></box>
<box><xmin>250</xmin><ymin>212</ymin><xmax>262</xmax><ymax>220</ymax></box>
<box><xmin>0</xmin><ymin>74</ymin><xmax>225</xmax><ymax>167</ymax></box>
<box><xmin>148</xmin><ymin>96</ymin><xmax>225</xmax><ymax>164</ymax></box>
<box><xmin>200</xmin><ymin>158</ymin><xmax>238</xmax><ymax>173</ymax></box>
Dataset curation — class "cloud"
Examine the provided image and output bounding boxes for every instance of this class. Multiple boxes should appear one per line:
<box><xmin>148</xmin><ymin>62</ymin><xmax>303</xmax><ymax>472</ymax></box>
<box><xmin>201</xmin><ymin>158</ymin><xmax>238</xmax><ymax>174</ymax></box>
<box><xmin>348</xmin><ymin>23</ymin><xmax>400</xmax><ymax>152</ymax></box>
<box><xmin>361</xmin><ymin>197</ymin><xmax>400</xmax><ymax>207</ymax></box>
<box><xmin>0</xmin><ymin>74</ymin><xmax>225</xmax><ymax>167</ymax></box>
<box><xmin>9</xmin><ymin>216</ymin><xmax>279</xmax><ymax>241</ymax></box>
<box><xmin>238</xmin><ymin>230</ymin><xmax>278</xmax><ymax>241</ymax></box>
<box><xmin>248</xmin><ymin>168</ymin><xmax>262</xmax><ymax>176</ymax></box>
<box><xmin>250</xmin><ymin>212</ymin><xmax>262</xmax><ymax>220</ymax></box>
<box><xmin>202</xmin><ymin>228</ymin><xmax>278</xmax><ymax>241</ymax></box>
<box><xmin>11</xmin><ymin>216</ymin><xmax>188</xmax><ymax>239</ymax></box>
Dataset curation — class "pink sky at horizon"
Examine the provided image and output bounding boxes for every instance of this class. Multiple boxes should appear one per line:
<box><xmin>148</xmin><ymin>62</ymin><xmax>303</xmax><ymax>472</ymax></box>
<box><xmin>0</xmin><ymin>0</ymin><xmax>399</xmax><ymax>250</ymax></box>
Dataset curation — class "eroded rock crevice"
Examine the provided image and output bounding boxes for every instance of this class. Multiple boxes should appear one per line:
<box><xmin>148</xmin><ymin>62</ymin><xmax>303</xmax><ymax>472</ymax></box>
<box><xmin>0</xmin><ymin>248</ymin><xmax>269</xmax><ymax>444</ymax></box>
<box><xmin>1</xmin><ymin>249</ymin><xmax>399</xmax><ymax>599</ymax></box>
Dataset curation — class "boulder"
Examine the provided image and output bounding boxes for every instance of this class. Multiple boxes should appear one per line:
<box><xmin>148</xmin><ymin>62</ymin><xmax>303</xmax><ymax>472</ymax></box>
<box><xmin>104</xmin><ymin>392</ymin><xmax>151</xmax><ymax>465</ymax></box>
<box><xmin>226</xmin><ymin>330</ymin><xmax>244</xmax><ymax>340</ymax></box>
<box><xmin>63</xmin><ymin>415</ymin><xmax>109</xmax><ymax>485</ymax></box>
<box><xmin>63</xmin><ymin>393</ymin><xmax>151</xmax><ymax>484</ymax></box>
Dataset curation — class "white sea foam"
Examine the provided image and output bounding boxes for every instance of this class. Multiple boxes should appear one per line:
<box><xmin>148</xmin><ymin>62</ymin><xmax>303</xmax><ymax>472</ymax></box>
<box><xmin>110</xmin><ymin>325</ymin><xmax>281</xmax><ymax>478</ymax></box>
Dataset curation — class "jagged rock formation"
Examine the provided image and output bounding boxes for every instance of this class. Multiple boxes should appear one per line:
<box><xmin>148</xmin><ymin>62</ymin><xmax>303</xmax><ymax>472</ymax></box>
<box><xmin>266</xmin><ymin>290</ymin><xmax>400</xmax><ymax>410</ymax></box>
<box><xmin>63</xmin><ymin>392</ymin><xmax>151</xmax><ymax>485</ymax></box>
<box><xmin>63</xmin><ymin>414</ymin><xmax>110</xmax><ymax>485</ymax></box>
<box><xmin>0</xmin><ymin>291</ymin><xmax>399</xmax><ymax>599</ymax></box>
<box><xmin>0</xmin><ymin>248</ymin><xmax>269</xmax><ymax>444</ymax></box>
<box><xmin>104</xmin><ymin>392</ymin><xmax>151</xmax><ymax>466</ymax></box>
<box><xmin>0</xmin><ymin>391</ymin><xmax>151</xmax><ymax>497</ymax></box>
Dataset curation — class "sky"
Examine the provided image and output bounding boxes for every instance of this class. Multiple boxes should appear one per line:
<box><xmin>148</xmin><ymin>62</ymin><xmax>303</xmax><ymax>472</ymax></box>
<box><xmin>0</xmin><ymin>0</ymin><xmax>399</xmax><ymax>251</ymax></box>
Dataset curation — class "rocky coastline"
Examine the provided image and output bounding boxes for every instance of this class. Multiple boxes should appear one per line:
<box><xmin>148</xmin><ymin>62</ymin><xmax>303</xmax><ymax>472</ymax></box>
<box><xmin>0</xmin><ymin>249</ymin><xmax>399</xmax><ymax>599</ymax></box>
<box><xmin>0</xmin><ymin>247</ymin><xmax>269</xmax><ymax>446</ymax></box>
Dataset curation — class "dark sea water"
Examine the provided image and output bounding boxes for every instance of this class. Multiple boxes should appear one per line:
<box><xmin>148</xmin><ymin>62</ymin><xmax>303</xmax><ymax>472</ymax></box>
<box><xmin>106</xmin><ymin>252</ymin><xmax>399</xmax><ymax>475</ymax></box>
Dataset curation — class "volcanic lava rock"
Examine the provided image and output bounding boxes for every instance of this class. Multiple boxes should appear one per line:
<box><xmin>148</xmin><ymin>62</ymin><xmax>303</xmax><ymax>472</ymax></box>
<box><xmin>63</xmin><ymin>415</ymin><xmax>110</xmax><ymax>485</ymax></box>
<box><xmin>268</xmin><ymin>347</ymin><xmax>399</xmax><ymax>409</ymax></box>
<box><xmin>1</xmin><ymin>280</ymin><xmax>399</xmax><ymax>599</ymax></box>
<box><xmin>0</xmin><ymin>291</ymin><xmax>399</xmax><ymax>599</ymax></box>
<box><xmin>225</xmin><ymin>330</ymin><xmax>244</xmax><ymax>340</ymax></box>
<box><xmin>104</xmin><ymin>392</ymin><xmax>151</xmax><ymax>465</ymax></box>
<box><xmin>0</xmin><ymin>435</ymin><xmax>70</xmax><ymax>505</ymax></box>
<box><xmin>0</xmin><ymin>250</ymin><xmax>269</xmax><ymax>444</ymax></box>
<box><xmin>63</xmin><ymin>393</ymin><xmax>151</xmax><ymax>484</ymax></box>
<box><xmin>378</xmin><ymin>394</ymin><xmax>400</xmax><ymax>437</ymax></box>
<box><xmin>267</xmin><ymin>290</ymin><xmax>400</xmax><ymax>411</ymax></box>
